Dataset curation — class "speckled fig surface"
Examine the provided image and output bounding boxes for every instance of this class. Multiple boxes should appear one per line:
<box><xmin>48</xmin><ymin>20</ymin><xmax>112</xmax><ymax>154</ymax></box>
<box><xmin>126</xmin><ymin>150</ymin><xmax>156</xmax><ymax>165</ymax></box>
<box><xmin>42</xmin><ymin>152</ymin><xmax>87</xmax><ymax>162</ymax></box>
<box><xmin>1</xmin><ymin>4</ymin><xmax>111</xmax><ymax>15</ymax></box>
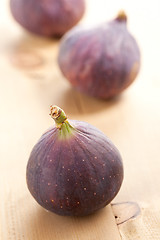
<box><xmin>26</xmin><ymin>106</ymin><xmax>123</xmax><ymax>216</ymax></box>
<box><xmin>10</xmin><ymin>0</ymin><xmax>85</xmax><ymax>37</ymax></box>
<box><xmin>58</xmin><ymin>11</ymin><xmax>141</xmax><ymax>99</ymax></box>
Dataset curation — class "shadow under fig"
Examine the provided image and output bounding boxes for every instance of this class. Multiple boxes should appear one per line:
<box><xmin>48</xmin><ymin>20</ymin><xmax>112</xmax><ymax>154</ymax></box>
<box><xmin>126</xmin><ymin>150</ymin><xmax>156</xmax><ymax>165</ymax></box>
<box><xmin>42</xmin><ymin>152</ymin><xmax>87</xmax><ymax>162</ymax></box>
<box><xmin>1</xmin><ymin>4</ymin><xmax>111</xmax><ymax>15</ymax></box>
<box><xmin>13</xmin><ymin>30</ymin><xmax>60</xmax><ymax>48</ymax></box>
<box><xmin>58</xmin><ymin>86</ymin><xmax>124</xmax><ymax>115</ymax></box>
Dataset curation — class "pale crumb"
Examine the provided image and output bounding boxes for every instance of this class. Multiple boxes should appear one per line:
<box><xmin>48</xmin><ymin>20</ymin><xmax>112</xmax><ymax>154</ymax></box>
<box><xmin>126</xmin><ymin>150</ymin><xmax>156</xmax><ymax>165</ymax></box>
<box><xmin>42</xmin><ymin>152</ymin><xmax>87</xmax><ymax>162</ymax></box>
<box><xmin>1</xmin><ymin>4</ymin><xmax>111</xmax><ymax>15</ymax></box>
<box><xmin>84</xmin><ymin>187</ymin><xmax>87</xmax><ymax>191</ymax></box>
<box><xmin>48</xmin><ymin>183</ymin><xmax>51</xmax><ymax>186</ymax></box>
<box><xmin>94</xmin><ymin>192</ymin><xmax>96</xmax><ymax>196</ymax></box>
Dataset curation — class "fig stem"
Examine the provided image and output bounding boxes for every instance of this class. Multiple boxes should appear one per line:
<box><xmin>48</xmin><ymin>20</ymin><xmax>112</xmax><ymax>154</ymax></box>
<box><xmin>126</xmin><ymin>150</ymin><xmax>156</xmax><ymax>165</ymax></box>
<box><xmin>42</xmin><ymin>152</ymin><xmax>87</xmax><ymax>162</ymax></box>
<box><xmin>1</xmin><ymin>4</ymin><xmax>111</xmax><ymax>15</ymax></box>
<box><xmin>116</xmin><ymin>10</ymin><xmax>127</xmax><ymax>22</ymax></box>
<box><xmin>50</xmin><ymin>105</ymin><xmax>67</xmax><ymax>128</ymax></box>
<box><xmin>50</xmin><ymin>106</ymin><xmax>75</xmax><ymax>139</ymax></box>
<box><xmin>60</xmin><ymin>122</ymin><xmax>73</xmax><ymax>138</ymax></box>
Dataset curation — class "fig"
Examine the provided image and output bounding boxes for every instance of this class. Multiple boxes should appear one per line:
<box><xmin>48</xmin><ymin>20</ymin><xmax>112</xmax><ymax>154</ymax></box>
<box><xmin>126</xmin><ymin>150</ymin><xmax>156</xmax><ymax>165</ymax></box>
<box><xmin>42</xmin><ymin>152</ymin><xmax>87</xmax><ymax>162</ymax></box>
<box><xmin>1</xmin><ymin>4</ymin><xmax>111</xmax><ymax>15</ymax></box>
<box><xmin>58</xmin><ymin>11</ymin><xmax>141</xmax><ymax>99</ymax></box>
<box><xmin>10</xmin><ymin>0</ymin><xmax>85</xmax><ymax>37</ymax></box>
<box><xmin>26</xmin><ymin>106</ymin><xmax>123</xmax><ymax>216</ymax></box>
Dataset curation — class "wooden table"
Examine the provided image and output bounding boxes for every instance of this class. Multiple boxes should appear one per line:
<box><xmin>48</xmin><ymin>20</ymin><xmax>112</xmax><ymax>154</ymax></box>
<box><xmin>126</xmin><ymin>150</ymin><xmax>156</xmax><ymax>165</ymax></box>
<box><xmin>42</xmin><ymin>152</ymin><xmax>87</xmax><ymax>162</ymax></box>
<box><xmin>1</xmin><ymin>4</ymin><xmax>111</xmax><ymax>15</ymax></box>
<box><xmin>1</xmin><ymin>0</ymin><xmax>160</xmax><ymax>239</ymax></box>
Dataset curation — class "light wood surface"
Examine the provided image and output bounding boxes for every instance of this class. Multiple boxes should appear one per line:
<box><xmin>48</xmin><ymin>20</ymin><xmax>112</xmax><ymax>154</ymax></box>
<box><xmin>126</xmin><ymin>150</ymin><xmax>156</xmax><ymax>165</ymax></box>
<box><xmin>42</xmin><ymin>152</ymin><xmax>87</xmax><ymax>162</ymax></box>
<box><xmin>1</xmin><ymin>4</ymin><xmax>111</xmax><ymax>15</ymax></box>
<box><xmin>1</xmin><ymin>0</ymin><xmax>160</xmax><ymax>239</ymax></box>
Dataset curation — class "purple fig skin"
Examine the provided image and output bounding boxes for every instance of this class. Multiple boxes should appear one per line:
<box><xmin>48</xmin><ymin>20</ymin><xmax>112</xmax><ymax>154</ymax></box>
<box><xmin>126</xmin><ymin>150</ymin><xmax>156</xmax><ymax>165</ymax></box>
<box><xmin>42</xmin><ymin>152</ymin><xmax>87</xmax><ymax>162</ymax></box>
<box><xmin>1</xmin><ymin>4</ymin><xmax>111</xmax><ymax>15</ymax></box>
<box><xmin>26</xmin><ymin>119</ymin><xmax>123</xmax><ymax>216</ymax></box>
<box><xmin>58</xmin><ymin>12</ymin><xmax>141</xmax><ymax>99</ymax></box>
<box><xmin>10</xmin><ymin>0</ymin><xmax>85</xmax><ymax>37</ymax></box>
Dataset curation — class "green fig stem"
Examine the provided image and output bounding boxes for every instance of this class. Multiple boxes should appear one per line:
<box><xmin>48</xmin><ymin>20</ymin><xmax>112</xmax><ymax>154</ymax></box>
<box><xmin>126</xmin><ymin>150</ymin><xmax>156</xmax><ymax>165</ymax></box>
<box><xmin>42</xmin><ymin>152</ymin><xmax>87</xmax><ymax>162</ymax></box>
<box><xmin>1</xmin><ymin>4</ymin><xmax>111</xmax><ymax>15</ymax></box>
<box><xmin>50</xmin><ymin>105</ymin><xmax>67</xmax><ymax>127</ymax></box>
<box><xmin>116</xmin><ymin>10</ymin><xmax>127</xmax><ymax>22</ymax></box>
<box><xmin>50</xmin><ymin>105</ymin><xmax>75</xmax><ymax>139</ymax></box>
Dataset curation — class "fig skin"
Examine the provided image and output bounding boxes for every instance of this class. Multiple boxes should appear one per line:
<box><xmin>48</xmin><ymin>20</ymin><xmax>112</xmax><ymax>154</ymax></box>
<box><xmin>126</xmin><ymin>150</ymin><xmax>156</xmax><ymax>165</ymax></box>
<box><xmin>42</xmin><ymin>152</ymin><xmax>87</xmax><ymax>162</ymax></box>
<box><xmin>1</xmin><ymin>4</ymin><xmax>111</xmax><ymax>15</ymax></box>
<box><xmin>58</xmin><ymin>11</ymin><xmax>141</xmax><ymax>99</ymax></box>
<box><xmin>26</xmin><ymin>106</ymin><xmax>123</xmax><ymax>216</ymax></box>
<box><xmin>10</xmin><ymin>0</ymin><xmax>85</xmax><ymax>37</ymax></box>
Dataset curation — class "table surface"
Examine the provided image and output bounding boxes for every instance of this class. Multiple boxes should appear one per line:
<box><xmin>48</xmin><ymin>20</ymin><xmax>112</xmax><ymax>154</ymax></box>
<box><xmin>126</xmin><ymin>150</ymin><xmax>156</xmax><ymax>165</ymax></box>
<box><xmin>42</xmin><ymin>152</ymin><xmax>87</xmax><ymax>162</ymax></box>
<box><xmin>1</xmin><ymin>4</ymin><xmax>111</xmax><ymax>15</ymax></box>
<box><xmin>1</xmin><ymin>0</ymin><xmax>160</xmax><ymax>239</ymax></box>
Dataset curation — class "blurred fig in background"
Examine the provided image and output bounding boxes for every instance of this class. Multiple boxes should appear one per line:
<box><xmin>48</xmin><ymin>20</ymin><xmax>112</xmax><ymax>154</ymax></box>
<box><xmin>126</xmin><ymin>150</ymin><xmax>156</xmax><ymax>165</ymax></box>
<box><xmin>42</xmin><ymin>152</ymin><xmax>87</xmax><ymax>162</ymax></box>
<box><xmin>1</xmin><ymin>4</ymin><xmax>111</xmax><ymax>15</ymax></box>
<box><xmin>10</xmin><ymin>0</ymin><xmax>85</xmax><ymax>37</ymax></box>
<box><xmin>58</xmin><ymin>11</ymin><xmax>141</xmax><ymax>99</ymax></box>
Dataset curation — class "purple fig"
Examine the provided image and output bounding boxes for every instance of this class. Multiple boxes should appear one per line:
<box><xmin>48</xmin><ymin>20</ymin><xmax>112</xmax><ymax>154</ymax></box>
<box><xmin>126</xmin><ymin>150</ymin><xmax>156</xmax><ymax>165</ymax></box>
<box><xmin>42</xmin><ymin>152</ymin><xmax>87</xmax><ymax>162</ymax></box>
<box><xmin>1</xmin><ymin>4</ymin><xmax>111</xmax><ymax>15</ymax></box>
<box><xmin>26</xmin><ymin>106</ymin><xmax>123</xmax><ymax>216</ymax></box>
<box><xmin>58</xmin><ymin>11</ymin><xmax>141</xmax><ymax>99</ymax></box>
<box><xmin>10</xmin><ymin>0</ymin><xmax>85</xmax><ymax>37</ymax></box>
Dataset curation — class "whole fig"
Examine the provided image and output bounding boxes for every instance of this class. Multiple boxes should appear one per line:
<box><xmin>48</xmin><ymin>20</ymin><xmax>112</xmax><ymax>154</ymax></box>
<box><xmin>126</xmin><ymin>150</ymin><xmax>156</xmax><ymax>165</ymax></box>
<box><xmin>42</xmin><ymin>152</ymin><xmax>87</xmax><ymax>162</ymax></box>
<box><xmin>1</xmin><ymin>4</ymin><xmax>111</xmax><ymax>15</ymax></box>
<box><xmin>26</xmin><ymin>106</ymin><xmax>123</xmax><ymax>216</ymax></box>
<box><xmin>58</xmin><ymin>11</ymin><xmax>141</xmax><ymax>99</ymax></box>
<box><xmin>10</xmin><ymin>0</ymin><xmax>85</xmax><ymax>37</ymax></box>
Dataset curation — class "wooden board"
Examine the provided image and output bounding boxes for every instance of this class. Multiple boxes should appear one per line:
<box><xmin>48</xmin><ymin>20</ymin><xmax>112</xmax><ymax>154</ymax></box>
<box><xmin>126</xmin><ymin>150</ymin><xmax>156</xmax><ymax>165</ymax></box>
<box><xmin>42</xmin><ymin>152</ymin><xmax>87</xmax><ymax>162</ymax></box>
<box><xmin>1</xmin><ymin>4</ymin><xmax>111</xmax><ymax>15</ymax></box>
<box><xmin>1</xmin><ymin>0</ymin><xmax>160</xmax><ymax>239</ymax></box>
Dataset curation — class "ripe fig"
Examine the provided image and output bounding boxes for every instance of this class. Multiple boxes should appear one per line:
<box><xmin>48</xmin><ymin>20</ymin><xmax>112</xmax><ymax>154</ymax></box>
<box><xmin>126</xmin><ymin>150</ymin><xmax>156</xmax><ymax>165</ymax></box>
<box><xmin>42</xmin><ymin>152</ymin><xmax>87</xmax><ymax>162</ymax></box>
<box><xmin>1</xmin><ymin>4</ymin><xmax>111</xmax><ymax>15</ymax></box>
<box><xmin>26</xmin><ymin>106</ymin><xmax>123</xmax><ymax>216</ymax></box>
<box><xmin>58</xmin><ymin>11</ymin><xmax>141</xmax><ymax>99</ymax></box>
<box><xmin>10</xmin><ymin>0</ymin><xmax>85</xmax><ymax>37</ymax></box>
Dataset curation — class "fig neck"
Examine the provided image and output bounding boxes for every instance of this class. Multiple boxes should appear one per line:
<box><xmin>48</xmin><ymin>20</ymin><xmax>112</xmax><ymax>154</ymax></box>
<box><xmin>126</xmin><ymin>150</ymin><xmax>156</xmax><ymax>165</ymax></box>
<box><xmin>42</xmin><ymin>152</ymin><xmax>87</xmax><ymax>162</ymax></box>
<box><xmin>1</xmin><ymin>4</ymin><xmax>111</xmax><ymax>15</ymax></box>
<box><xmin>50</xmin><ymin>105</ymin><xmax>75</xmax><ymax>139</ymax></box>
<box><xmin>115</xmin><ymin>10</ymin><xmax>127</xmax><ymax>23</ymax></box>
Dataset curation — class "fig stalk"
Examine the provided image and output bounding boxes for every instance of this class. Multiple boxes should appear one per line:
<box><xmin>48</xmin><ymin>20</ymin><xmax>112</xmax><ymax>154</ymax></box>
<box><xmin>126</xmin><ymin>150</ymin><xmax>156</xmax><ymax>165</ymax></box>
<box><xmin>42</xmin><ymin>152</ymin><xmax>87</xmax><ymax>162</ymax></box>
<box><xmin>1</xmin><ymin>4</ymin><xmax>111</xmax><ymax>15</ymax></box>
<box><xmin>116</xmin><ymin>10</ymin><xmax>127</xmax><ymax>22</ymax></box>
<box><xmin>50</xmin><ymin>105</ymin><xmax>67</xmax><ymax>127</ymax></box>
<box><xmin>50</xmin><ymin>105</ymin><xmax>75</xmax><ymax>139</ymax></box>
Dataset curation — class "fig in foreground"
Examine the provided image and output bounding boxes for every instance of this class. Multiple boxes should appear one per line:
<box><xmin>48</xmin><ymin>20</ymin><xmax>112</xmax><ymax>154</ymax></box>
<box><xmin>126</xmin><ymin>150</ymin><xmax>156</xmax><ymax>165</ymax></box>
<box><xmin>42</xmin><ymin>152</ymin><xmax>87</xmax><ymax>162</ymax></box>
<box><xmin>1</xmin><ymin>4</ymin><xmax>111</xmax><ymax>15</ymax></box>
<box><xmin>26</xmin><ymin>106</ymin><xmax>123</xmax><ymax>216</ymax></box>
